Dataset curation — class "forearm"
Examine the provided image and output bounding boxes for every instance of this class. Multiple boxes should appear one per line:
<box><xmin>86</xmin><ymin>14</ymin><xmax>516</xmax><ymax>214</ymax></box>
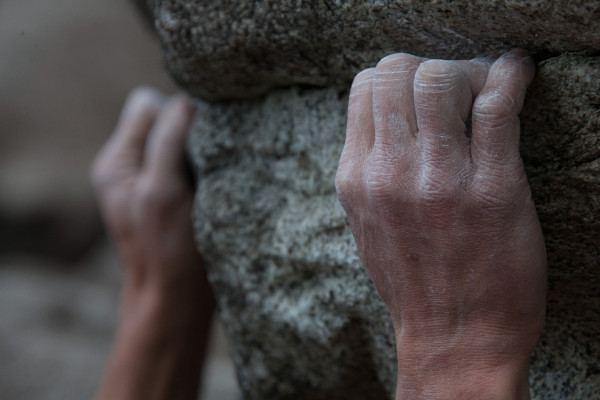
<box><xmin>96</xmin><ymin>277</ymin><xmax>215</xmax><ymax>400</ymax></box>
<box><xmin>389</xmin><ymin>267</ymin><xmax>536</xmax><ymax>400</ymax></box>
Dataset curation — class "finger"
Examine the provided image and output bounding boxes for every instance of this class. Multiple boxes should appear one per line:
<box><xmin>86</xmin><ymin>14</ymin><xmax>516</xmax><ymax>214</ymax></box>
<box><xmin>98</xmin><ymin>87</ymin><xmax>167</xmax><ymax>174</ymax></box>
<box><xmin>471</xmin><ymin>49</ymin><xmax>535</xmax><ymax>168</ymax></box>
<box><xmin>145</xmin><ymin>94</ymin><xmax>196</xmax><ymax>177</ymax></box>
<box><xmin>372</xmin><ymin>53</ymin><xmax>424</xmax><ymax>154</ymax></box>
<box><xmin>413</xmin><ymin>58</ymin><xmax>492</xmax><ymax>169</ymax></box>
<box><xmin>336</xmin><ymin>69</ymin><xmax>374</xmax><ymax>202</ymax></box>
<box><xmin>345</xmin><ymin>68</ymin><xmax>376</xmax><ymax>159</ymax></box>
<box><xmin>455</xmin><ymin>56</ymin><xmax>496</xmax><ymax>99</ymax></box>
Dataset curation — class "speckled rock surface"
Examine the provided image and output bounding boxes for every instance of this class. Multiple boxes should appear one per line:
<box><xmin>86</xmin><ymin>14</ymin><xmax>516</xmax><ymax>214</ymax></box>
<box><xmin>522</xmin><ymin>55</ymin><xmax>600</xmax><ymax>399</ymax></box>
<box><xmin>190</xmin><ymin>87</ymin><xmax>397</xmax><ymax>398</ymax></box>
<box><xmin>137</xmin><ymin>0</ymin><xmax>600</xmax><ymax>398</ymax></box>
<box><xmin>147</xmin><ymin>0</ymin><xmax>599</xmax><ymax>100</ymax></box>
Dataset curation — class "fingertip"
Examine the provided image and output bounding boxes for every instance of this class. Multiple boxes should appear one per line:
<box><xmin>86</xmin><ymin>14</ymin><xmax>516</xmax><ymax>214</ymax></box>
<box><xmin>121</xmin><ymin>87</ymin><xmax>167</xmax><ymax>121</ymax></box>
<box><xmin>505</xmin><ymin>48</ymin><xmax>535</xmax><ymax>73</ymax></box>
<box><xmin>144</xmin><ymin>93</ymin><xmax>198</xmax><ymax>176</ymax></box>
<box><xmin>470</xmin><ymin>49</ymin><xmax>535</xmax><ymax>168</ymax></box>
<box><xmin>413</xmin><ymin>59</ymin><xmax>465</xmax><ymax>96</ymax></box>
<box><xmin>344</xmin><ymin>68</ymin><xmax>375</xmax><ymax>168</ymax></box>
<box><xmin>351</xmin><ymin>68</ymin><xmax>375</xmax><ymax>90</ymax></box>
<box><xmin>375</xmin><ymin>52</ymin><xmax>424</xmax><ymax>70</ymax></box>
<box><xmin>157</xmin><ymin>94</ymin><xmax>196</xmax><ymax>139</ymax></box>
<box><xmin>159</xmin><ymin>95</ymin><xmax>196</xmax><ymax>145</ymax></box>
<box><xmin>493</xmin><ymin>49</ymin><xmax>536</xmax><ymax>86</ymax></box>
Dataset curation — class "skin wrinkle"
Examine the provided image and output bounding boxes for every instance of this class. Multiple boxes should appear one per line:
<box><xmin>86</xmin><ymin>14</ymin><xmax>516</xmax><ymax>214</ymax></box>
<box><xmin>349</xmin><ymin>82</ymin><xmax>372</xmax><ymax>95</ymax></box>
<box><xmin>473</xmin><ymin>90</ymin><xmax>519</xmax><ymax>125</ymax></box>
<box><xmin>414</xmin><ymin>80</ymin><xmax>461</xmax><ymax>94</ymax></box>
<box><xmin>386</xmin><ymin>113</ymin><xmax>413</xmax><ymax>142</ymax></box>
<box><xmin>376</xmin><ymin>53</ymin><xmax>423</xmax><ymax>72</ymax></box>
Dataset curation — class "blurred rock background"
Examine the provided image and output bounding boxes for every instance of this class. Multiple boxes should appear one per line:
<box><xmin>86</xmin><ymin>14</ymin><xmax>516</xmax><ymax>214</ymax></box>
<box><xmin>0</xmin><ymin>0</ymin><xmax>239</xmax><ymax>398</ymax></box>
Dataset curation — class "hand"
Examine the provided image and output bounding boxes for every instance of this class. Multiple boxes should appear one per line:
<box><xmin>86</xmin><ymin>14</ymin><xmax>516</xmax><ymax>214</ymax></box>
<box><xmin>92</xmin><ymin>87</ymin><xmax>204</xmax><ymax>300</ymax></box>
<box><xmin>93</xmin><ymin>88</ymin><xmax>214</xmax><ymax>400</ymax></box>
<box><xmin>336</xmin><ymin>50</ymin><xmax>546</xmax><ymax>399</ymax></box>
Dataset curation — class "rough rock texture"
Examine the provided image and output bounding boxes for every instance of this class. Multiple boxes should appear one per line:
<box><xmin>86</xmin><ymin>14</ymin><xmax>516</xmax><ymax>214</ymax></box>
<box><xmin>143</xmin><ymin>1</ymin><xmax>599</xmax><ymax>399</ymax></box>
<box><xmin>522</xmin><ymin>55</ymin><xmax>600</xmax><ymax>399</ymax></box>
<box><xmin>148</xmin><ymin>0</ymin><xmax>600</xmax><ymax>100</ymax></box>
<box><xmin>190</xmin><ymin>87</ymin><xmax>397</xmax><ymax>398</ymax></box>
<box><xmin>190</xmin><ymin>88</ymin><xmax>395</xmax><ymax>398</ymax></box>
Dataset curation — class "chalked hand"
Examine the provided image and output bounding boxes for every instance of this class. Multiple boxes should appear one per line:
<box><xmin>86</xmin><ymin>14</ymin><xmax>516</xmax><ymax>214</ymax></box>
<box><xmin>336</xmin><ymin>50</ymin><xmax>546</xmax><ymax>399</ymax></box>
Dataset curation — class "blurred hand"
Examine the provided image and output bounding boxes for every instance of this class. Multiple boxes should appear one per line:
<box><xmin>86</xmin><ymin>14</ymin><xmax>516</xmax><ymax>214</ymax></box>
<box><xmin>336</xmin><ymin>50</ymin><xmax>546</xmax><ymax>398</ymax></box>
<box><xmin>92</xmin><ymin>87</ymin><xmax>202</xmax><ymax>298</ymax></box>
<box><xmin>93</xmin><ymin>88</ymin><xmax>214</xmax><ymax>400</ymax></box>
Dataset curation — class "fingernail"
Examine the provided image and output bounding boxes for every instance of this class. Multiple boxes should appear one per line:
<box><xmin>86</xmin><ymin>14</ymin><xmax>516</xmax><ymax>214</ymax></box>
<box><xmin>505</xmin><ymin>48</ymin><xmax>531</xmax><ymax>60</ymax></box>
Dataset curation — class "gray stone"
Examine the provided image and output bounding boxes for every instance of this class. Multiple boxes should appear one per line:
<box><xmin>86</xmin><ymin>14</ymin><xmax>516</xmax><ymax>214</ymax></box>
<box><xmin>147</xmin><ymin>0</ymin><xmax>600</xmax><ymax>100</ymax></box>
<box><xmin>522</xmin><ymin>54</ymin><xmax>600</xmax><ymax>399</ymax></box>
<box><xmin>139</xmin><ymin>0</ymin><xmax>600</xmax><ymax>398</ymax></box>
<box><xmin>190</xmin><ymin>87</ymin><xmax>397</xmax><ymax>398</ymax></box>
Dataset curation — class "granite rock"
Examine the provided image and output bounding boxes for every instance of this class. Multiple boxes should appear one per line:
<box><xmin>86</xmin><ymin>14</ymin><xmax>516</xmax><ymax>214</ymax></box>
<box><xmin>190</xmin><ymin>87</ymin><xmax>397</xmax><ymax>398</ymax></box>
<box><xmin>138</xmin><ymin>0</ymin><xmax>600</xmax><ymax>398</ymax></box>
<box><xmin>522</xmin><ymin>54</ymin><xmax>600</xmax><ymax>399</ymax></box>
<box><xmin>147</xmin><ymin>0</ymin><xmax>599</xmax><ymax>100</ymax></box>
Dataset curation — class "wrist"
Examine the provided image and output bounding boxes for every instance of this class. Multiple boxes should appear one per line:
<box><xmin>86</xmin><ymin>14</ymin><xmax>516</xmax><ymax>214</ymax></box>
<box><xmin>395</xmin><ymin>356</ymin><xmax>530</xmax><ymax>399</ymax></box>
<box><xmin>394</xmin><ymin>326</ymin><xmax>532</xmax><ymax>399</ymax></box>
<box><xmin>120</xmin><ymin>272</ymin><xmax>214</xmax><ymax>333</ymax></box>
<box><xmin>98</xmin><ymin>287</ymin><xmax>213</xmax><ymax>400</ymax></box>
<box><xmin>121</xmin><ymin>252</ymin><xmax>214</xmax><ymax>312</ymax></box>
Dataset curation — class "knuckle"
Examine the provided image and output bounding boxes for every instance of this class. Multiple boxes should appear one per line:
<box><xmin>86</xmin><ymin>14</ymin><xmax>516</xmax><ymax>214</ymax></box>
<box><xmin>135</xmin><ymin>178</ymin><xmax>175</xmax><ymax>216</ymax></box>
<box><xmin>417</xmin><ymin>167</ymin><xmax>457</xmax><ymax>209</ymax></box>
<box><xmin>373</xmin><ymin>53</ymin><xmax>422</xmax><ymax>84</ymax></box>
<box><xmin>364</xmin><ymin>161</ymin><xmax>398</xmax><ymax>207</ymax></box>
<box><xmin>90</xmin><ymin>156</ymin><xmax>112</xmax><ymax>192</ymax></box>
<box><xmin>471</xmin><ymin>185</ymin><xmax>508</xmax><ymax>208</ymax></box>
<box><xmin>414</xmin><ymin>60</ymin><xmax>463</xmax><ymax>93</ymax></box>
<box><xmin>104</xmin><ymin>206</ymin><xmax>133</xmax><ymax>241</ymax></box>
<box><xmin>376</xmin><ymin>52</ymin><xmax>421</xmax><ymax>71</ymax></box>
<box><xmin>335</xmin><ymin>164</ymin><xmax>362</xmax><ymax>212</ymax></box>
<box><xmin>469</xmin><ymin>184</ymin><xmax>516</xmax><ymax>216</ymax></box>
<box><xmin>334</xmin><ymin>164</ymin><xmax>351</xmax><ymax>197</ymax></box>
<box><xmin>469</xmin><ymin>166</ymin><xmax>527</xmax><ymax>216</ymax></box>
<box><xmin>472</xmin><ymin>90</ymin><xmax>517</xmax><ymax>129</ymax></box>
